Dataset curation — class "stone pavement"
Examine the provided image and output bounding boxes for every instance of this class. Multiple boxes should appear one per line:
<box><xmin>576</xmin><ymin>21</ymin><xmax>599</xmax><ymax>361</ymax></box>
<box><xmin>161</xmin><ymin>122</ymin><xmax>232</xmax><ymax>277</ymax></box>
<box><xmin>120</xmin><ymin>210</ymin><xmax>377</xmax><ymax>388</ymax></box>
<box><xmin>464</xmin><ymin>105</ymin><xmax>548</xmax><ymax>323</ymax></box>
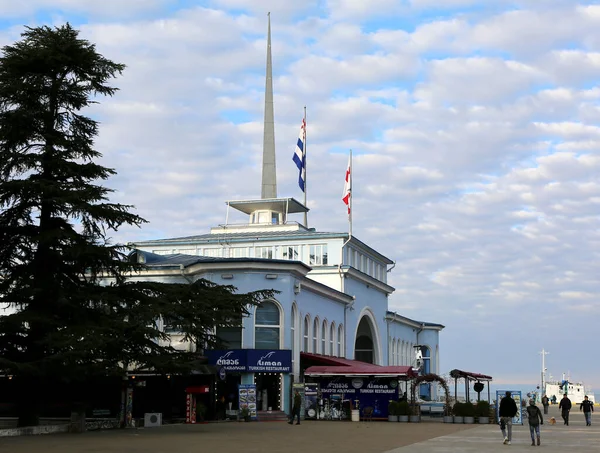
<box><xmin>386</xmin><ymin>405</ymin><xmax>600</xmax><ymax>452</ymax></box>
<box><xmin>0</xmin><ymin>405</ymin><xmax>597</xmax><ymax>453</ymax></box>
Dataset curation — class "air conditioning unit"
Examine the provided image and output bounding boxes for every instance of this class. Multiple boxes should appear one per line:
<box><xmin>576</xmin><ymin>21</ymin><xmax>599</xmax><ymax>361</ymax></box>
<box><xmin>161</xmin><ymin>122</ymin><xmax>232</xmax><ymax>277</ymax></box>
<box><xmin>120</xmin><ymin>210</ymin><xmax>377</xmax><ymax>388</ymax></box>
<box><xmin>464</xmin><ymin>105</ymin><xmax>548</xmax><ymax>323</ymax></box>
<box><xmin>144</xmin><ymin>413</ymin><xmax>162</xmax><ymax>427</ymax></box>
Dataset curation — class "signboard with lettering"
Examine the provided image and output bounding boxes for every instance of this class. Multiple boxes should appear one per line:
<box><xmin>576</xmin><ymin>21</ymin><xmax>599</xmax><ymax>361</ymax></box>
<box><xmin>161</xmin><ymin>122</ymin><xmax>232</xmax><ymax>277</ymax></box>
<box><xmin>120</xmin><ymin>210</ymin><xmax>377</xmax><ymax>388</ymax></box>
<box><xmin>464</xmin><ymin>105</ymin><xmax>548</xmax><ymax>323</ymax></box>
<box><xmin>206</xmin><ymin>349</ymin><xmax>247</xmax><ymax>372</ymax></box>
<box><xmin>496</xmin><ymin>390</ymin><xmax>523</xmax><ymax>425</ymax></box>
<box><xmin>317</xmin><ymin>377</ymin><xmax>400</xmax><ymax>418</ymax></box>
<box><xmin>206</xmin><ymin>349</ymin><xmax>291</xmax><ymax>373</ymax></box>
<box><xmin>247</xmin><ymin>349</ymin><xmax>292</xmax><ymax>373</ymax></box>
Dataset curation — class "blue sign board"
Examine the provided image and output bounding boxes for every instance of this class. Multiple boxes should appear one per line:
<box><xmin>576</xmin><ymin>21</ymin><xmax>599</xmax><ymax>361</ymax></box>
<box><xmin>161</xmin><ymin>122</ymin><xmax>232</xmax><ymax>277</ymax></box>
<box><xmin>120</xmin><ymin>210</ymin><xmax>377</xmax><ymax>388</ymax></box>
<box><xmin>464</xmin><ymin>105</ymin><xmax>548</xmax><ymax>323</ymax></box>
<box><xmin>496</xmin><ymin>390</ymin><xmax>523</xmax><ymax>425</ymax></box>
<box><xmin>206</xmin><ymin>349</ymin><xmax>247</xmax><ymax>372</ymax></box>
<box><xmin>246</xmin><ymin>349</ymin><xmax>292</xmax><ymax>373</ymax></box>
<box><xmin>206</xmin><ymin>349</ymin><xmax>291</xmax><ymax>373</ymax></box>
<box><xmin>318</xmin><ymin>377</ymin><xmax>400</xmax><ymax>418</ymax></box>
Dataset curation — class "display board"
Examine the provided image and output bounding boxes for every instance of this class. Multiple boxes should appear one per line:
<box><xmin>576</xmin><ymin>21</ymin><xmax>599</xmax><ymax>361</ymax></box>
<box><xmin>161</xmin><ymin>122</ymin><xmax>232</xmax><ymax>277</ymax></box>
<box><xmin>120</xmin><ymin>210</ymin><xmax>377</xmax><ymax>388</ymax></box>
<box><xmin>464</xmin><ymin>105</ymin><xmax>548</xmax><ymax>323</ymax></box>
<box><xmin>238</xmin><ymin>384</ymin><xmax>258</xmax><ymax>420</ymax></box>
<box><xmin>496</xmin><ymin>390</ymin><xmax>523</xmax><ymax>425</ymax></box>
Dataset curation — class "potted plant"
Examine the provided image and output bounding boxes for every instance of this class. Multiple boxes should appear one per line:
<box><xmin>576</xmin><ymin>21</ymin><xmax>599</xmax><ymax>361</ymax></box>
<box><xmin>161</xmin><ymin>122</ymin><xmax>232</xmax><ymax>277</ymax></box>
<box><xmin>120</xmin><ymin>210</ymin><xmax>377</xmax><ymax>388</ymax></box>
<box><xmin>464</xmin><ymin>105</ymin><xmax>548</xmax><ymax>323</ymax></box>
<box><xmin>239</xmin><ymin>406</ymin><xmax>251</xmax><ymax>422</ymax></box>
<box><xmin>388</xmin><ymin>401</ymin><xmax>399</xmax><ymax>422</ymax></box>
<box><xmin>476</xmin><ymin>400</ymin><xmax>490</xmax><ymax>424</ymax></box>
<box><xmin>398</xmin><ymin>400</ymin><xmax>410</xmax><ymax>422</ymax></box>
<box><xmin>452</xmin><ymin>402</ymin><xmax>464</xmax><ymax>424</ymax></box>
<box><xmin>443</xmin><ymin>401</ymin><xmax>454</xmax><ymax>424</ymax></box>
<box><xmin>463</xmin><ymin>402</ymin><xmax>475</xmax><ymax>424</ymax></box>
<box><xmin>409</xmin><ymin>403</ymin><xmax>421</xmax><ymax>423</ymax></box>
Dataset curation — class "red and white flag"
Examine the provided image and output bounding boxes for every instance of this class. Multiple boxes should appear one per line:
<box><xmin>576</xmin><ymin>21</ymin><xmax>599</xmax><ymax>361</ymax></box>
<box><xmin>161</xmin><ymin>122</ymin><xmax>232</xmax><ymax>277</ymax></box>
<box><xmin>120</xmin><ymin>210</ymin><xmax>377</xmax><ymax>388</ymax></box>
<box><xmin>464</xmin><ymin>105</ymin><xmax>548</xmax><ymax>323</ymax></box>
<box><xmin>342</xmin><ymin>155</ymin><xmax>351</xmax><ymax>215</ymax></box>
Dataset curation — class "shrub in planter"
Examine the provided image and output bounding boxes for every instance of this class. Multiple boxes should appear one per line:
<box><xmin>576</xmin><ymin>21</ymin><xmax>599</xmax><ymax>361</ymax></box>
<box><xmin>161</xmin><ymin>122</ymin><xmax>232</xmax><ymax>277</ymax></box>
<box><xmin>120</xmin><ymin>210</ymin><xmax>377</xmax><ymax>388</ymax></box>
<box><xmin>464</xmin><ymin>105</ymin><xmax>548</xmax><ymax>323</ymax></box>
<box><xmin>240</xmin><ymin>406</ymin><xmax>251</xmax><ymax>422</ymax></box>
<box><xmin>452</xmin><ymin>402</ymin><xmax>464</xmax><ymax>423</ymax></box>
<box><xmin>398</xmin><ymin>400</ymin><xmax>410</xmax><ymax>422</ymax></box>
<box><xmin>388</xmin><ymin>401</ymin><xmax>399</xmax><ymax>421</ymax></box>
<box><xmin>475</xmin><ymin>401</ymin><xmax>491</xmax><ymax>424</ymax></box>
<box><xmin>463</xmin><ymin>402</ymin><xmax>476</xmax><ymax>424</ymax></box>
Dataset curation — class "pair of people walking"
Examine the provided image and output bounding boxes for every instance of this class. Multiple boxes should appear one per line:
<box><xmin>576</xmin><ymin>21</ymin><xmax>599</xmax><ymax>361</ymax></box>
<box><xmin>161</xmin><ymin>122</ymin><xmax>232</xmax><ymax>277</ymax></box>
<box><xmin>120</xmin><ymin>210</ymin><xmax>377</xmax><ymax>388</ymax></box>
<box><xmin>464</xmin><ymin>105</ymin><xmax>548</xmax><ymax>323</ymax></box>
<box><xmin>499</xmin><ymin>391</ymin><xmax>544</xmax><ymax>446</ymax></box>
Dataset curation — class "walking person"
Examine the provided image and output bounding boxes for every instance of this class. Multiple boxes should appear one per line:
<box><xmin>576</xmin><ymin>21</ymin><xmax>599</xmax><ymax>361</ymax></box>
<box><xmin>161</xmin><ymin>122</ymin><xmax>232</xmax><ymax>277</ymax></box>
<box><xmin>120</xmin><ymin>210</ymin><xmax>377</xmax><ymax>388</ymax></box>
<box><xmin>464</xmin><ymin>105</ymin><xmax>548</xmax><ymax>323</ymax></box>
<box><xmin>527</xmin><ymin>399</ymin><xmax>544</xmax><ymax>446</ymax></box>
<box><xmin>499</xmin><ymin>391</ymin><xmax>519</xmax><ymax>445</ymax></box>
<box><xmin>541</xmin><ymin>394</ymin><xmax>549</xmax><ymax>415</ymax></box>
<box><xmin>559</xmin><ymin>393</ymin><xmax>572</xmax><ymax>425</ymax></box>
<box><xmin>580</xmin><ymin>395</ymin><xmax>594</xmax><ymax>426</ymax></box>
<box><xmin>288</xmin><ymin>389</ymin><xmax>302</xmax><ymax>425</ymax></box>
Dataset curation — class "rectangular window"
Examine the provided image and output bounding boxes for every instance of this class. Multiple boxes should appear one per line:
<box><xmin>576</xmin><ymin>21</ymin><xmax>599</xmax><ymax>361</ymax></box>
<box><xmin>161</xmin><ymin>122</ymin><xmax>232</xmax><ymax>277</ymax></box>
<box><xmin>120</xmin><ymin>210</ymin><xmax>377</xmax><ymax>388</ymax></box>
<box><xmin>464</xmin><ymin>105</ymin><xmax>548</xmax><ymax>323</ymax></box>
<box><xmin>216</xmin><ymin>326</ymin><xmax>242</xmax><ymax>349</ymax></box>
<box><xmin>203</xmin><ymin>248</ymin><xmax>223</xmax><ymax>257</ymax></box>
<box><xmin>283</xmin><ymin>245</ymin><xmax>299</xmax><ymax>260</ymax></box>
<box><xmin>179</xmin><ymin>249</ymin><xmax>196</xmax><ymax>255</ymax></box>
<box><xmin>309</xmin><ymin>244</ymin><xmax>328</xmax><ymax>266</ymax></box>
<box><xmin>230</xmin><ymin>247</ymin><xmax>248</xmax><ymax>258</ymax></box>
<box><xmin>255</xmin><ymin>327</ymin><xmax>279</xmax><ymax>349</ymax></box>
<box><xmin>152</xmin><ymin>250</ymin><xmax>172</xmax><ymax>255</ymax></box>
<box><xmin>255</xmin><ymin>246</ymin><xmax>273</xmax><ymax>259</ymax></box>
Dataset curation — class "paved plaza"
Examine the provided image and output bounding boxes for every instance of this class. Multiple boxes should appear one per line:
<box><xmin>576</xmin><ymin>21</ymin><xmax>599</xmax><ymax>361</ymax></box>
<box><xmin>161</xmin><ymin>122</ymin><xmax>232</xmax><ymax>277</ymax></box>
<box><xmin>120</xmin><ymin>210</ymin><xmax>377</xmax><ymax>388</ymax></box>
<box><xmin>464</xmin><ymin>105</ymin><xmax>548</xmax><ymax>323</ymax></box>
<box><xmin>0</xmin><ymin>406</ymin><xmax>597</xmax><ymax>453</ymax></box>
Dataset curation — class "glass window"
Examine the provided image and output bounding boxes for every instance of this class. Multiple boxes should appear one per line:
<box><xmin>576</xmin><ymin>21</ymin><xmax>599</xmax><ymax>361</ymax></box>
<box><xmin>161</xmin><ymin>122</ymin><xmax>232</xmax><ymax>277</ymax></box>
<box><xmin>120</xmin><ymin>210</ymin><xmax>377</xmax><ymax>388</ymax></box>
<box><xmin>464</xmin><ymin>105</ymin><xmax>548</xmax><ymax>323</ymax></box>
<box><xmin>313</xmin><ymin>318</ymin><xmax>319</xmax><ymax>353</ymax></box>
<box><xmin>309</xmin><ymin>244</ymin><xmax>328</xmax><ymax>266</ymax></box>
<box><xmin>337</xmin><ymin>324</ymin><xmax>343</xmax><ymax>357</ymax></box>
<box><xmin>283</xmin><ymin>245</ymin><xmax>299</xmax><ymax>260</ymax></box>
<box><xmin>216</xmin><ymin>324</ymin><xmax>242</xmax><ymax>349</ymax></box>
<box><xmin>303</xmin><ymin>315</ymin><xmax>310</xmax><ymax>352</ymax></box>
<box><xmin>255</xmin><ymin>301</ymin><xmax>280</xmax><ymax>349</ymax></box>
<box><xmin>321</xmin><ymin>320</ymin><xmax>327</xmax><ymax>355</ymax></box>
<box><xmin>203</xmin><ymin>248</ymin><xmax>223</xmax><ymax>257</ymax></box>
<box><xmin>330</xmin><ymin>322</ymin><xmax>335</xmax><ymax>356</ymax></box>
<box><xmin>291</xmin><ymin>306</ymin><xmax>297</xmax><ymax>364</ymax></box>
<box><xmin>255</xmin><ymin>246</ymin><xmax>273</xmax><ymax>259</ymax></box>
<box><xmin>230</xmin><ymin>247</ymin><xmax>248</xmax><ymax>258</ymax></box>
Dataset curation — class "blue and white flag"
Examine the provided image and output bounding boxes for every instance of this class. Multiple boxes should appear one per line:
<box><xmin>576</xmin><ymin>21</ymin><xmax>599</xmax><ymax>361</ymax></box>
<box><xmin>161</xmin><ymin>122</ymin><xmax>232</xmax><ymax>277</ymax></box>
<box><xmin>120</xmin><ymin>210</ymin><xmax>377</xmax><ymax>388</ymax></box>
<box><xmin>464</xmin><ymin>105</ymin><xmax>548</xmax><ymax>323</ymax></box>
<box><xmin>292</xmin><ymin>118</ymin><xmax>306</xmax><ymax>192</ymax></box>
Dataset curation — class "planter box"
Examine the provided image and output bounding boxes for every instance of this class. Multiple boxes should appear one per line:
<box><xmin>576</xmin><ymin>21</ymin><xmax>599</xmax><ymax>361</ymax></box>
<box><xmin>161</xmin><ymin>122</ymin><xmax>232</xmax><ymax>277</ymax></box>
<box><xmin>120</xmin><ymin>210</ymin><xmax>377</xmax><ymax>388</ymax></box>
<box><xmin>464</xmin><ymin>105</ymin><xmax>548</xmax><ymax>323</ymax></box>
<box><xmin>409</xmin><ymin>415</ymin><xmax>421</xmax><ymax>423</ymax></box>
<box><xmin>453</xmin><ymin>416</ymin><xmax>464</xmax><ymax>424</ymax></box>
<box><xmin>443</xmin><ymin>416</ymin><xmax>454</xmax><ymax>423</ymax></box>
<box><xmin>388</xmin><ymin>415</ymin><xmax>399</xmax><ymax>422</ymax></box>
<box><xmin>398</xmin><ymin>415</ymin><xmax>409</xmax><ymax>422</ymax></box>
<box><xmin>478</xmin><ymin>417</ymin><xmax>490</xmax><ymax>424</ymax></box>
<box><xmin>463</xmin><ymin>416</ymin><xmax>475</xmax><ymax>424</ymax></box>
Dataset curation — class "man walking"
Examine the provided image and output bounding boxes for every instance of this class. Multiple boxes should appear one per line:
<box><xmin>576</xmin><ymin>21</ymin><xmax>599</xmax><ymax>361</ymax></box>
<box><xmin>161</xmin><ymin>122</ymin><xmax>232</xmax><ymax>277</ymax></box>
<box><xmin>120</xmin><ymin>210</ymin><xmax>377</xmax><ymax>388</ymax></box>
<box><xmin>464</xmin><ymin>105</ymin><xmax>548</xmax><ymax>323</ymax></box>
<box><xmin>541</xmin><ymin>394</ymin><xmax>549</xmax><ymax>415</ymax></box>
<box><xmin>559</xmin><ymin>393</ymin><xmax>572</xmax><ymax>425</ymax></box>
<box><xmin>499</xmin><ymin>391</ymin><xmax>519</xmax><ymax>445</ymax></box>
<box><xmin>527</xmin><ymin>399</ymin><xmax>544</xmax><ymax>446</ymax></box>
<box><xmin>289</xmin><ymin>389</ymin><xmax>302</xmax><ymax>425</ymax></box>
<box><xmin>580</xmin><ymin>395</ymin><xmax>594</xmax><ymax>426</ymax></box>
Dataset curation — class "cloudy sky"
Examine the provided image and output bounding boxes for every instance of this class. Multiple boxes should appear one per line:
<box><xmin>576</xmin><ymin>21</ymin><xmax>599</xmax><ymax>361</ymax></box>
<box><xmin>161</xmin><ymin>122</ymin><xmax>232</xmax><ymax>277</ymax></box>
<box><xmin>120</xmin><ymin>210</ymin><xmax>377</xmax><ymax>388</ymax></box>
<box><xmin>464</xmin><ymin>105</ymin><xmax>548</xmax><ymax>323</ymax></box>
<box><xmin>2</xmin><ymin>0</ymin><xmax>599</xmax><ymax>389</ymax></box>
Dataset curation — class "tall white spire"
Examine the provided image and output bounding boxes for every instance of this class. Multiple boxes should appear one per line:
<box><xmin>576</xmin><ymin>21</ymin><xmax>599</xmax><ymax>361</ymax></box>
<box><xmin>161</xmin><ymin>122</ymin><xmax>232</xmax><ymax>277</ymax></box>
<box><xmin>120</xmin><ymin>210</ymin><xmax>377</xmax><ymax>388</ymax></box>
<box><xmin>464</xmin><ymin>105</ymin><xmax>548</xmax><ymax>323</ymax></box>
<box><xmin>261</xmin><ymin>12</ymin><xmax>277</xmax><ymax>199</ymax></box>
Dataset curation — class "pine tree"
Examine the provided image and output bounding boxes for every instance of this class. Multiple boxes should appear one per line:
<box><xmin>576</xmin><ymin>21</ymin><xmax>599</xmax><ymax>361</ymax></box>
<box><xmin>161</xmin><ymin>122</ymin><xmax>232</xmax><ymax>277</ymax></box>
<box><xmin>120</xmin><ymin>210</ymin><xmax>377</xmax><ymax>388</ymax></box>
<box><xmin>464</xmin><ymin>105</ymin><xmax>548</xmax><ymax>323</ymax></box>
<box><xmin>0</xmin><ymin>24</ymin><xmax>274</xmax><ymax>427</ymax></box>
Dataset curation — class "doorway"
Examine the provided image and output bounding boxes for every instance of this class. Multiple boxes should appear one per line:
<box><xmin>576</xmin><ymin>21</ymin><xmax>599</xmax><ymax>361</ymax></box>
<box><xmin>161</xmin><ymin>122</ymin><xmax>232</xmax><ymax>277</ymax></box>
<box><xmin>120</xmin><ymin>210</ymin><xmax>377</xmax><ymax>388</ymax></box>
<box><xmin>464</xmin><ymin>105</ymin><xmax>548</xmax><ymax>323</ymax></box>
<box><xmin>255</xmin><ymin>374</ymin><xmax>281</xmax><ymax>411</ymax></box>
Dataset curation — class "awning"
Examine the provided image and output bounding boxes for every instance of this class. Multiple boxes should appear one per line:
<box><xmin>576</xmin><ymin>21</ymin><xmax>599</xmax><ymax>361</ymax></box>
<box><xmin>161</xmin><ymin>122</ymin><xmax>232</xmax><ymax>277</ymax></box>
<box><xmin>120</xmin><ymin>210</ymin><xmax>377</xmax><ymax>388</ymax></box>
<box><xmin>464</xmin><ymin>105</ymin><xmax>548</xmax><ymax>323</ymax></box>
<box><xmin>302</xmin><ymin>352</ymin><xmax>416</xmax><ymax>378</ymax></box>
<box><xmin>449</xmin><ymin>369</ymin><xmax>493</xmax><ymax>381</ymax></box>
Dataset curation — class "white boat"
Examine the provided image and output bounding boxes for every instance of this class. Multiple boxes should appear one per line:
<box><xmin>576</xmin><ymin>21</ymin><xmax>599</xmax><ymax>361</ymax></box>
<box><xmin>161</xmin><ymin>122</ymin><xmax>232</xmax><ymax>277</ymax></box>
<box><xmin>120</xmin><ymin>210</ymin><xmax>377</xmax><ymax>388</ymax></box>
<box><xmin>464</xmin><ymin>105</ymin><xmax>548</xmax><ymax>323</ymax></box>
<box><xmin>544</xmin><ymin>379</ymin><xmax>594</xmax><ymax>405</ymax></box>
<box><xmin>538</xmin><ymin>349</ymin><xmax>594</xmax><ymax>405</ymax></box>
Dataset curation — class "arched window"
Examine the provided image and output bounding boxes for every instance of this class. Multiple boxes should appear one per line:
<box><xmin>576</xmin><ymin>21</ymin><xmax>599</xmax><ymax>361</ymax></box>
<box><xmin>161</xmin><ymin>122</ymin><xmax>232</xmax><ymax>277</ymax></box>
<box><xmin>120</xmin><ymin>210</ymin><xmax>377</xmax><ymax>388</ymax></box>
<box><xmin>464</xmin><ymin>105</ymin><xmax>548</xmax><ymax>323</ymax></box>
<box><xmin>303</xmin><ymin>315</ymin><xmax>310</xmax><ymax>352</ymax></box>
<box><xmin>321</xmin><ymin>319</ymin><xmax>327</xmax><ymax>355</ymax></box>
<box><xmin>337</xmin><ymin>324</ymin><xmax>344</xmax><ymax>357</ymax></box>
<box><xmin>391</xmin><ymin>339</ymin><xmax>396</xmax><ymax>365</ymax></box>
<box><xmin>254</xmin><ymin>300</ymin><xmax>281</xmax><ymax>349</ymax></box>
<box><xmin>400</xmin><ymin>341</ymin><xmax>405</xmax><ymax>365</ymax></box>
<box><xmin>313</xmin><ymin>317</ymin><xmax>319</xmax><ymax>353</ymax></box>
<box><xmin>330</xmin><ymin>322</ymin><xmax>336</xmax><ymax>356</ymax></box>
<box><xmin>291</xmin><ymin>304</ymin><xmax>297</xmax><ymax>365</ymax></box>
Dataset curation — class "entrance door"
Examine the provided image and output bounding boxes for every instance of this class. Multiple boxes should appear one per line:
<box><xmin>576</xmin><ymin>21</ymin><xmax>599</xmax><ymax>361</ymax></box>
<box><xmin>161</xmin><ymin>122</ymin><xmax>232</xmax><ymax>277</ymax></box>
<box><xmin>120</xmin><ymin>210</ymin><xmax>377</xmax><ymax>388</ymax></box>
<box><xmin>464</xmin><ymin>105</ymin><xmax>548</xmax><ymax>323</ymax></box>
<box><xmin>255</xmin><ymin>374</ymin><xmax>280</xmax><ymax>411</ymax></box>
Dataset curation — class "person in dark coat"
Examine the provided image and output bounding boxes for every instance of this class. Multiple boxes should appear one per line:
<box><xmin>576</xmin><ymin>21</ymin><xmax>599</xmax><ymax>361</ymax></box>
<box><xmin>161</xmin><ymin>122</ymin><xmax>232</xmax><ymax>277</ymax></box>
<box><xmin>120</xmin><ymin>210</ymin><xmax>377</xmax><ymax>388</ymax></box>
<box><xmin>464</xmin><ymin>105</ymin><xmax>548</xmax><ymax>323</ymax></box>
<box><xmin>526</xmin><ymin>399</ymin><xmax>544</xmax><ymax>446</ymax></box>
<box><xmin>541</xmin><ymin>394</ymin><xmax>549</xmax><ymax>414</ymax></box>
<box><xmin>499</xmin><ymin>391</ymin><xmax>519</xmax><ymax>445</ymax></box>
<box><xmin>288</xmin><ymin>390</ymin><xmax>302</xmax><ymax>425</ymax></box>
<box><xmin>559</xmin><ymin>394</ymin><xmax>572</xmax><ymax>425</ymax></box>
<box><xmin>580</xmin><ymin>395</ymin><xmax>594</xmax><ymax>426</ymax></box>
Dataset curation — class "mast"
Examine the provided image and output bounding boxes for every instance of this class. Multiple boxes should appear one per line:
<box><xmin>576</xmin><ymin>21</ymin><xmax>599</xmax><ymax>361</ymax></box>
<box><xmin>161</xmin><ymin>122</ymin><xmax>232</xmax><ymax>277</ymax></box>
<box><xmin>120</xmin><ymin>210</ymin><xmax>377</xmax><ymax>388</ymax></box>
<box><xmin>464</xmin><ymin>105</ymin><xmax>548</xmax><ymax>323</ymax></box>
<box><xmin>303</xmin><ymin>105</ymin><xmax>307</xmax><ymax>227</ymax></box>
<box><xmin>261</xmin><ymin>12</ymin><xmax>277</xmax><ymax>199</ymax></box>
<box><xmin>540</xmin><ymin>349</ymin><xmax>549</xmax><ymax>394</ymax></box>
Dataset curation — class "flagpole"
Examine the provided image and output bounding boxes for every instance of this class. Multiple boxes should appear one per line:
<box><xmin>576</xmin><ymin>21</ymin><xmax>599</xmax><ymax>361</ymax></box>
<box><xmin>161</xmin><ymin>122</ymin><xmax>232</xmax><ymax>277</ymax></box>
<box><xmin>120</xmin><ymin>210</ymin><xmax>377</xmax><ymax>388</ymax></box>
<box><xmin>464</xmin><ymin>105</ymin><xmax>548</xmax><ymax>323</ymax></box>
<box><xmin>303</xmin><ymin>105</ymin><xmax>308</xmax><ymax>228</ymax></box>
<box><xmin>349</xmin><ymin>148</ymin><xmax>352</xmax><ymax>239</ymax></box>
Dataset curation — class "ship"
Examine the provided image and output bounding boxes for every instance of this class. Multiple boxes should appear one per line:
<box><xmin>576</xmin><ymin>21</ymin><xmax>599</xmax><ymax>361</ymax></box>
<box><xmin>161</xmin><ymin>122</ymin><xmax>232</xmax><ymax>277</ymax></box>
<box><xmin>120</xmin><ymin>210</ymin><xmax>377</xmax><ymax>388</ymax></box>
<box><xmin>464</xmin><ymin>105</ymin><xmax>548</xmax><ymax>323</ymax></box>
<box><xmin>538</xmin><ymin>349</ymin><xmax>594</xmax><ymax>405</ymax></box>
<box><xmin>543</xmin><ymin>378</ymin><xmax>594</xmax><ymax>405</ymax></box>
